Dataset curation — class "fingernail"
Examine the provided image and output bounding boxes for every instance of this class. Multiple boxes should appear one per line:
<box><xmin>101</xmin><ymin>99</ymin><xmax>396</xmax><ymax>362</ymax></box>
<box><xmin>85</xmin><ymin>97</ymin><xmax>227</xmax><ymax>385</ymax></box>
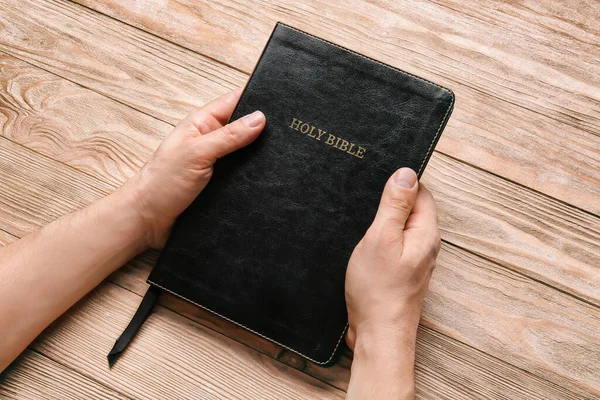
<box><xmin>394</xmin><ymin>168</ymin><xmax>417</xmax><ymax>189</ymax></box>
<box><xmin>243</xmin><ymin>111</ymin><xmax>265</xmax><ymax>128</ymax></box>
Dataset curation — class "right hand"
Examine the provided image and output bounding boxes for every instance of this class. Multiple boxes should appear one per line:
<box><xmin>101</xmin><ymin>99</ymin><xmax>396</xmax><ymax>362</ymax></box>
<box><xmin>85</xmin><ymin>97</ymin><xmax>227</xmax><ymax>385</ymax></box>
<box><xmin>345</xmin><ymin>168</ymin><xmax>440</xmax><ymax>349</ymax></box>
<box><xmin>344</xmin><ymin>168</ymin><xmax>440</xmax><ymax>398</ymax></box>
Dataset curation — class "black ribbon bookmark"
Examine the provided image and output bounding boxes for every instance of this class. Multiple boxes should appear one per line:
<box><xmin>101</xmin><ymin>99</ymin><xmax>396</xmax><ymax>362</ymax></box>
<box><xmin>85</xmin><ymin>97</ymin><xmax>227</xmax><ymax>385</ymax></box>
<box><xmin>107</xmin><ymin>285</ymin><xmax>161</xmax><ymax>367</ymax></box>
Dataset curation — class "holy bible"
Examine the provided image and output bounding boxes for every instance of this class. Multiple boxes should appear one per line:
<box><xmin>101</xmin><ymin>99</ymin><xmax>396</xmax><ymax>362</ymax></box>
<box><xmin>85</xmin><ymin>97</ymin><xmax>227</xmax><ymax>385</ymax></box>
<box><xmin>109</xmin><ymin>22</ymin><xmax>454</xmax><ymax>366</ymax></box>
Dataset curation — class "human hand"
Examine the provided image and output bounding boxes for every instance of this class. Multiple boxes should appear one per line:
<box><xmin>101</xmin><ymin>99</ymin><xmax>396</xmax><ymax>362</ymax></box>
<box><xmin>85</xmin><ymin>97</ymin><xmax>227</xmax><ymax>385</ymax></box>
<box><xmin>124</xmin><ymin>89</ymin><xmax>265</xmax><ymax>249</ymax></box>
<box><xmin>345</xmin><ymin>168</ymin><xmax>440</xmax><ymax>399</ymax></box>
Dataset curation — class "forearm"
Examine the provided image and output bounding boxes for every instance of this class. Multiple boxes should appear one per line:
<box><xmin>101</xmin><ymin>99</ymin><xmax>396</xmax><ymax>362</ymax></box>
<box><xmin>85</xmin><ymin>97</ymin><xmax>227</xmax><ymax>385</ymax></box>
<box><xmin>0</xmin><ymin>185</ymin><xmax>147</xmax><ymax>370</ymax></box>
<box><xmin>0</xmin><ymin>90</ymin><xmax>264</xmax><ymax>372</ymax></box>
<box><xmin>347</xmin><ymin>321</ymin><xmax>419</xmax><ymax>399</ymax></box>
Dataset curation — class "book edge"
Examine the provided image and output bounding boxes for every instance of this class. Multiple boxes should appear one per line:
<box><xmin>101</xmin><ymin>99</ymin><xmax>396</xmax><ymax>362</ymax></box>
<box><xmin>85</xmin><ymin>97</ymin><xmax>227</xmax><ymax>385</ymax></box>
<box><xmin>275</xmin><ymin>21</ymin><xmax>455</xmax><ymax>99</ymax></box>
<box><xmin>148</xmin><ymin>279</ymin><xmax>349</xmax><ymax>365</ymax></box>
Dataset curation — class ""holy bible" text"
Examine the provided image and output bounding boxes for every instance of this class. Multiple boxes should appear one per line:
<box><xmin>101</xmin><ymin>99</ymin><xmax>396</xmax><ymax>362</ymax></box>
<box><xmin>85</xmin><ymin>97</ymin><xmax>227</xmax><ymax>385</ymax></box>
<box><xmin>288</xmin><ymin>118</ymin><xmax>366</xmax><ymax>159</ymax></box>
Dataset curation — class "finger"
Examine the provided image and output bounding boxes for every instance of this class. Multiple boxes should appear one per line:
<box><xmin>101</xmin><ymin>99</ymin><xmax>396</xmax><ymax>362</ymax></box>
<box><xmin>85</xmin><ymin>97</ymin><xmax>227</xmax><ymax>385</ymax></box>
<box><xmin>405</xmin><ymin>184</ymin><xmax>438</xmax><ymax>232</ymax></box>
<box><xmin>181</xmin><ymin>88</ymin><xmax>244</xmax><ymax>133</ymax></box>
<box><xmin>196</xmin><ymin>110</ymin><xmax>266</xmax><ymax>161</ymax></box>
<box><xmin>366</xmin><ymin>168</ymin><xmax>419</xmax><ymax>245</ymax></box>
<box><xmin>374</xmin><ymin>168</ymin><xmax>419</xmax><ymax>227</ymax></box>
<box><xmin>404</xmin><ymin>184</ymin><xmax>441</xmax><ymax>256</ymax></box>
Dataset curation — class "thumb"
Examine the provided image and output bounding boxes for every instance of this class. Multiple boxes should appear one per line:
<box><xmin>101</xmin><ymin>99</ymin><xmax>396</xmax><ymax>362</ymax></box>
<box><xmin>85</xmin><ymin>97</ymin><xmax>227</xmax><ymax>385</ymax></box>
<box><xmin>197</xmin><ymin>110</ymin><xmax>266</xmax><ymax>160</ymax></box>
<box><xmin>371</xmin><ymin>168</ymin><xmax>419</xmax><ymax>233</ymax></box>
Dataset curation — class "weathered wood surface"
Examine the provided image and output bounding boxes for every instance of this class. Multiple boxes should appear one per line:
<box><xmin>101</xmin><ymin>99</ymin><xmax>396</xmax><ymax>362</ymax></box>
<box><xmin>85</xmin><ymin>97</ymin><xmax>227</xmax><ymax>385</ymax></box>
<box><xmin>0</xmin><ymin>0</ymin><xmax>598</xmax><ymax>398</ymax></box>
<box><xmin>44</xmin><ymin>0</ymin><xmax>600</xmax><ymax>215</ymax></box>
<box><xmin>0</xmin><ymin>350</ymin><xmax>129</xmax><ymax>400</ymax></box>
<box><xmin>0</xmin><ymin>0</ymin><xmax>245</xmax><ymax>123</ymax></box>
<box><xmin>35</xmin><ymin>282</ymin><xmax>345</xmax><ymax>400</ymax></box>
<box><xmin>0</xmin><ymin>54</ymin><xmax>598</xmax><ymax>397</ymax></box>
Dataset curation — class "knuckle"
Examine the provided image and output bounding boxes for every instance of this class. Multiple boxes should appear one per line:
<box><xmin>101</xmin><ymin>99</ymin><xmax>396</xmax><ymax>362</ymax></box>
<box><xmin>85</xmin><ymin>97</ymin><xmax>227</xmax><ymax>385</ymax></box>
<box><xmin>359</xmin><ymin>229</ymin><xmax>377</xmax><ymax>249</ymax></box>
<box><xmin>353</xmin><ymin>237</ymin><xmax>368</xmax><ymax>254</ymax></box>
<box><xmin>220</xmin><ymin>124</ymin><xmax>238</xmax><ymax>144</ymax></box>
<box><xmin>195</xmin><ymin>119</ymin><xmax>212</xmax><ymax>135</ymax></box>
<box><xmin>387</xmin><ymin>194</ymin><xmax>411</xmax><ymax>214</ymax></box>
<box><xmin>180</xmin><ymin>113</ymin><xmax>211</xmax><ymax>136</ymax></box>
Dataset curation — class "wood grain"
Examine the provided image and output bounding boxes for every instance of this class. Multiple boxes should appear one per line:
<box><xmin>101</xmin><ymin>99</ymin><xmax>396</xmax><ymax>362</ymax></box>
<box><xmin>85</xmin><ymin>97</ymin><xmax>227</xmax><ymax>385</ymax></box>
<box><xmin>65</xmin><ymin>0</ymin><xmax>600</xmax><ymax>216</ymax></box>
<box><xmin>76</xmin><ymin>0</ymin><xmax>600</xmax><ymax>120</ymax></box>
<box><xmin>426</xmin><ymin>242</ymin><xmax>600</xmax><ymax>397</ymax></box>
<box><xmin>1</xmin><ymin>0</ymin><xmax>599</xmax><ymax>216</ymax></box>
<box><xmin>0</xmin><ymin>55</ymin><xmax>165</xmax><ymax>187</ymax></box>
<box><xmin>0</xmin><ymin>350</ymin><xmax>129</xmax><ymax>400</ymax></box>
<box><xmin>423</xmin><ymin>154</ymin><xmax>600</xmax><ymax>307</ymax></box>
<box><xmin>32</xmin><ymin>281</ymin><xmax>345</xmax><ymax>400</ymax></box>
<box><xmin>413</xmin><ymin>326</ymin><xmax>588</xmax><ymax>400</ymax></box>
<box><xmin>1</xmin><ymin>12</ymin><xmax>598</xmax><ymax>306</ymax></box>
<box><xmin>0</xmin><ymin>137</ymin><xmax>597</xmax><ymax>397</ymax></box>
<box><xmin>0</xmin><ymin>0</ymin><xmax>246</xmax><ymax>124</ymax></box>
<box><xmin>1</xmin><ymin>52</ymin><xmax>599</xmax><ymax>395</ymax></box>
<box><xmin>1</xmin><ymin>1</ymin><xmax>599</xmax><ymax>397</ymax></box>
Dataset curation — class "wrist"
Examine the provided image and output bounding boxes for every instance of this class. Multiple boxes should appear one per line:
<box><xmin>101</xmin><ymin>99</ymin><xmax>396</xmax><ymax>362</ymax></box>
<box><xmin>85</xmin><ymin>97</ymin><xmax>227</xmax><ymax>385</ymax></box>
<box><xmin>354</xmin><ymin>297</ymin><xmax>423</xmax><ymax>346</ymax></box>
<box><xmin>349</xmin><ymin>324</ymin><xmax>418</xmax><ymax>399</ymax></box>
<box><xmin>112</xmin><ymin>180</ymin><xmax>154</xmax><ymax>253</ymax></box>
<box><xmin>347</xmin><ymin>307</ymin><xmax>422</xmax><ymax>399</ymax></box>
<box><xmin>353</xmin><ymin>318</ymin><xmax>418</xmax><ymax>362</ymax></box>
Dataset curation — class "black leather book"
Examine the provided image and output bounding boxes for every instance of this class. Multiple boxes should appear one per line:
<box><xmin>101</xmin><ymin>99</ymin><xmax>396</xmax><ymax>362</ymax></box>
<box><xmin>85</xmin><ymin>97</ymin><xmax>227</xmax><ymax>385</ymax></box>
<box><xmin>109</xmin><ymin>22</ymin><xmax>454</xmax><ymax>367</ymax></box>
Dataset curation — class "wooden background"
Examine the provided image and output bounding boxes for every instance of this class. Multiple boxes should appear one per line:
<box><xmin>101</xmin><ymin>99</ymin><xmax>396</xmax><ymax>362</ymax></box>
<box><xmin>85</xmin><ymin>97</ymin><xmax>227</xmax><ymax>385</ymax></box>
<box><xmin>0</xmin><ymin>0</ymin><xmax>599</xmax><ymax>398</ymax></box>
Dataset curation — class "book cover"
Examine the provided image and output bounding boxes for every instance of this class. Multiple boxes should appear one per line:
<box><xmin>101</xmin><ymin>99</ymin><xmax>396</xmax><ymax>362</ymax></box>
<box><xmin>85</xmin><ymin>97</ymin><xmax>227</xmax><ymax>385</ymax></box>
<box><xmin>114</xmin><ymin>22</ymin><xmax>454</xmax><ymax>366</ymax></box>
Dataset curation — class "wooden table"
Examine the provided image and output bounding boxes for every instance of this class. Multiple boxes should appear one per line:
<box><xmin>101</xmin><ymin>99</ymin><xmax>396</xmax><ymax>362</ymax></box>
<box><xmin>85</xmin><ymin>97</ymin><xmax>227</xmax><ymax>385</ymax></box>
<box><xmin>0</xmin><ymin>1</ymin><xmax>598</xmax><ymax>398</ymax></box>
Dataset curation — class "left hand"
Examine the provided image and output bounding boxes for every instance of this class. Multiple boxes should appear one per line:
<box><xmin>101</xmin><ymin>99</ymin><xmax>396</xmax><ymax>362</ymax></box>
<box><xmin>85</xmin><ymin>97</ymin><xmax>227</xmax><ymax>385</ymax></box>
<box><xmin>124</xmin><ymin>88</ymin><xmax>266</xmax><ymax>248</ymax></box>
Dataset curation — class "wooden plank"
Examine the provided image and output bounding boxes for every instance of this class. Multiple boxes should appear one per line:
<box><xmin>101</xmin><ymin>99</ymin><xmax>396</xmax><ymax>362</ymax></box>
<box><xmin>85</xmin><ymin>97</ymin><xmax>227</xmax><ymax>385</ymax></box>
<box><xmin>32</xmin><ymin>281</ymin><xmax>345</xmax><ymax>400</ymax></box>
<box><xmin>0</xmin><ymin>350</ymin><xmax>129</xmax><ymax>399</ymax></box>
<box><xmin>425</xmin><ymin>242</ymin><xmax>600</xmax><ymax>397</ymax></box>
<box><xmin>64</xmin><ymin>0</ymin><xmax>600</xmax><ymax>216</ymax></box>
<box><xmin>0</xmin><ymin>54</ymin><xmax>165</xmax><ymax>187</ymax></box>
<box><xmin>413</xmin><ymin>326</ymin><xmax>588</xmax><ymax>400</ymax></box>
<box><xmin>0</xmin><ymin>137</ymin><xmax>111</xmax><ymax>237</ymax></box>
<box><xmin>0</xmin><ymin>139</ymin><xmax>596</xmax><ymax>398</ymax></box>
<box><xmin>0</xmin><ymin>0</ymin><xmax>246</xmax><ymax>124</ymax></box>
<box><xmin>75</xmin><ymin>0</ymin><xmax>600</xmax><ymax>123</ymax></box>
<box><xmin>1</xmin><ymin>0</ymin><xmax>599</xmax><ymax>215</ymax></box>
<box><xmin>422</xmin><ymin>154</ymin><xmax>600</xmax><ymax>307</ymax></box>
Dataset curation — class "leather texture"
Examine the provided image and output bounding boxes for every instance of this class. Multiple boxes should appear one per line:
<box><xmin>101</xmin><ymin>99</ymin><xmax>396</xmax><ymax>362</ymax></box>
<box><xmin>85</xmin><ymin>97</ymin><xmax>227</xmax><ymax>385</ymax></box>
<box><xmin>148</xmin><ymin>22</ymin><xmax>454</xmax><ymax>365</ymax></box>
